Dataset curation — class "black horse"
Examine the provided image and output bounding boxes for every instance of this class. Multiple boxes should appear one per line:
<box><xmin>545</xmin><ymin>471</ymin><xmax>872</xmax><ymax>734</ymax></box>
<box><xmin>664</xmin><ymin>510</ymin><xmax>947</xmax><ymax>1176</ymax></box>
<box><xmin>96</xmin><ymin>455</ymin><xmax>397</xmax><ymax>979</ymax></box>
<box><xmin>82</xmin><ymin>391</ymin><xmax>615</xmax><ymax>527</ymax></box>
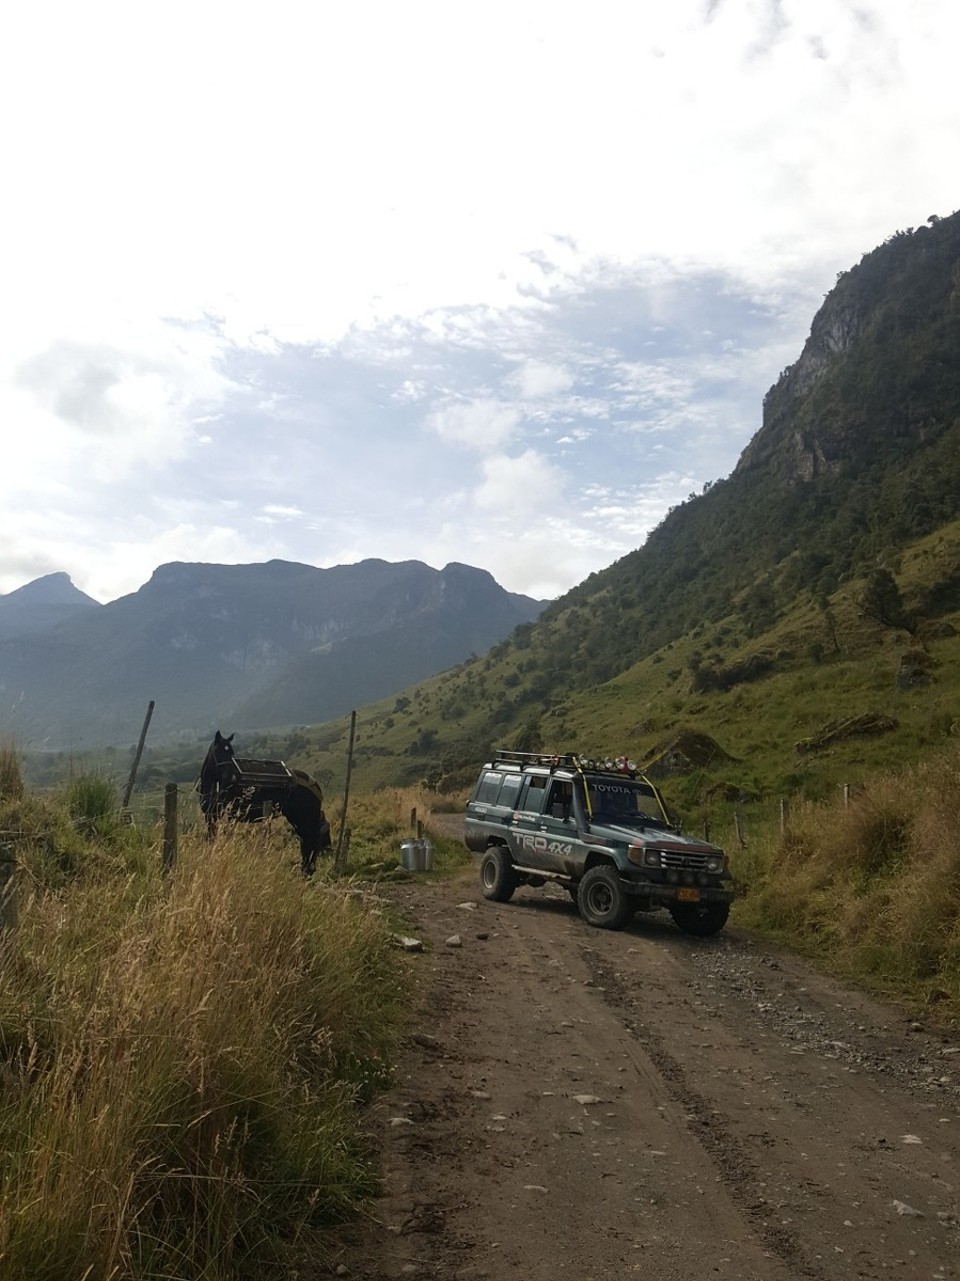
<box><xmin>197</xmin><ymin>730</ymin><xmax>332</xmax><ymax>876</ymax></box>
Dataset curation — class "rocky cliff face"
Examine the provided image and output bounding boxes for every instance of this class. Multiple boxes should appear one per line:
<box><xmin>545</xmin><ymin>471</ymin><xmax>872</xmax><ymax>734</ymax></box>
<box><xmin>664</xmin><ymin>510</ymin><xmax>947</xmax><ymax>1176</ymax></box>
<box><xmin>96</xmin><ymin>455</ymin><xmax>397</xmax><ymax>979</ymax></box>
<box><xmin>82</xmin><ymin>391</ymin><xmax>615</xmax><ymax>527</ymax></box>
<box><xmin>735</xmin><ymin>210</ymin><xmax>960</xmax><ymax>484</ymax></box>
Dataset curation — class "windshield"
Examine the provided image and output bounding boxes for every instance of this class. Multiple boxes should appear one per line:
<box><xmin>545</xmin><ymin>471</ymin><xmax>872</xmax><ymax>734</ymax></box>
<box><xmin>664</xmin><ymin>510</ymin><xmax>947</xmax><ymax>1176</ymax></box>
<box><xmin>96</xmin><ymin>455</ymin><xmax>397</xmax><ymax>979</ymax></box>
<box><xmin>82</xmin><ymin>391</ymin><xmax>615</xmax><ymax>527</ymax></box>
<box><xmin>585</xmin><ymin>777</ymin><xmax>665</xmax><ymax>826</ymax></box>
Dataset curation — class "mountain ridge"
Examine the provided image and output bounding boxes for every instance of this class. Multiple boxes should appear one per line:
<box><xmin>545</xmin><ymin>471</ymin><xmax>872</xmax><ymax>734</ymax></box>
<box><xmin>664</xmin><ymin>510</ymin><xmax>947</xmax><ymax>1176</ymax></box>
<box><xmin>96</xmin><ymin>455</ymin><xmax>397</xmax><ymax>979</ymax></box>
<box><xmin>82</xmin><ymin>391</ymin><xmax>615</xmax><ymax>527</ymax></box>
<box><xmin>0</xmin><ymin>572</ymin><xmax>100</xmax><ymax>642</ymax></box>
<box><xmin>0</xmin><ymin>558</ymin><xmax>544</xmax><ymax>748</ymax></box>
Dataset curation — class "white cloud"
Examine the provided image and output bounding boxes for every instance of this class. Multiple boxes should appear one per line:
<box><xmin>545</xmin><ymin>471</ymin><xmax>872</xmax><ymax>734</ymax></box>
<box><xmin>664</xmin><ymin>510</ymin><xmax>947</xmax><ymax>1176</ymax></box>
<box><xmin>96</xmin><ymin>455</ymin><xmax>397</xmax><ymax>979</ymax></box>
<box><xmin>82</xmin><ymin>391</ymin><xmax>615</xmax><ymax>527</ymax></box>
<box><xmin>261</xmin><ymin>505</ymin><xmax>304</xmax><ymax>519</ymax></box>
<box><xmin>427</xmin><ymin>399</ymin><xmax>523</xmax><ymax>450</ymax></box>
<box><xmin>506</xmin><ymin>361</ymin><xmax>574</xmax><ymax>401</ymax></box>
<box><xmin>1</xmin><ymin>321</ymin><xmax>235</xmax><ymax>499</ymax></box>
<box><xmin>1</xmin><ymin>0</ymin><xmax>959</xmax><ymax>605</ymax></box>
<box><xmin>473</xmin><ymin>450</ymin><xmax>564</xmax><ymax>514</ymax></box>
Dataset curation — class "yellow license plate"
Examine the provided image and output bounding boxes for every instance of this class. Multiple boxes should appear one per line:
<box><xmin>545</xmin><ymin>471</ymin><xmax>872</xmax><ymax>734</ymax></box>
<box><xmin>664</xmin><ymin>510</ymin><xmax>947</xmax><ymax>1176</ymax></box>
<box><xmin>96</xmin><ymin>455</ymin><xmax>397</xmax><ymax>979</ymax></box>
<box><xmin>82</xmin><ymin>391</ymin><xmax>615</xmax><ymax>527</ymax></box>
<box><xmin>676</xmin><ymin>887</ymin><xmax>700</xmax><ymax>903</ymax></box>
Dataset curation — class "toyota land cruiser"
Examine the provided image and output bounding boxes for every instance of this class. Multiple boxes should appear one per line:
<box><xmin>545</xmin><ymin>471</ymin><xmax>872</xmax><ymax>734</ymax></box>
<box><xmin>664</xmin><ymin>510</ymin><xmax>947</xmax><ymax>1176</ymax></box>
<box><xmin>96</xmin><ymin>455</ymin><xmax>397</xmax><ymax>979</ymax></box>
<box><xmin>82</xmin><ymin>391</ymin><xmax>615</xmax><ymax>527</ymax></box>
<box><xmin>464</xmin><ymin>749</ymin><xmax>734</xmax><ymax>935</ymax></box>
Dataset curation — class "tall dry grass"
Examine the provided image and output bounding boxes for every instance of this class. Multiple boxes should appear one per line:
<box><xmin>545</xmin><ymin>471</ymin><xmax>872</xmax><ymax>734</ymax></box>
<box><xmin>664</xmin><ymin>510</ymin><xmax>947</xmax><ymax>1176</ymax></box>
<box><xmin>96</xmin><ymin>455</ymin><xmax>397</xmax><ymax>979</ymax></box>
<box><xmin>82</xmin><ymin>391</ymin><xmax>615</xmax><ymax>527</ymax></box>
<box><xmin>0</xmin><ymin>821</ymin><xmax>405</xmax><ymax>1279</ymax></box>
<box><xmin>0</xmin><ymin>742</ymin><xmax>23</xmax><ymax>803</ymax></box>
<box><xmin>739</xmin><ymin>739</ymin><xmax>960</xmax><ymax>1004</ymax></box>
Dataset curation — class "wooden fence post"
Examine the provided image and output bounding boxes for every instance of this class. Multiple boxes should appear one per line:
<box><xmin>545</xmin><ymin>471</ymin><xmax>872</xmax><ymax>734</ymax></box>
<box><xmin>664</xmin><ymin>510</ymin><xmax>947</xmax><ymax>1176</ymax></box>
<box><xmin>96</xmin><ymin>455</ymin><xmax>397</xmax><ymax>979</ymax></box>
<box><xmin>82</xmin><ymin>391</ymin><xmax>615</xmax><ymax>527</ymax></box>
<box><xmin>410</xmin><ymin>806</ymin><xmax>417</xmax><ymax>833</ymax></box>
<box><xmin>702</xmin><ymin>819</ymin><xmax>711</xmax><ymax>841</ymax></box>
<box><xmin>734</xmin><ymin>811</ymin><xmax>747</xmax><ymax>849</ymax></box>
<box><xmin>162</xmin><ymin>784</ymin><xmax>178</xmax><ymax>875</ymax></box>
<box><xmin>843</xmin><ymin>782</ymin><xmax>850</xmax><ymax>808</ymax></box>
<box><xmin>335</xmin><ymin>712</ymin><xmax>357</xmax><ymax>876</ymax></box>
<box><xmin>122</xmin><ymin>700</ymin><xmax>156</xmax><ymax>810</ymax></box>
<box><xmin>779</xmin><ymin>797</ymin><xmax>787</xmax><ymax>835</ymax></box>
<box><xmin>0</xmin><ymin>842</ymin><xmax>17</xmax><ymax>931</ymax></box>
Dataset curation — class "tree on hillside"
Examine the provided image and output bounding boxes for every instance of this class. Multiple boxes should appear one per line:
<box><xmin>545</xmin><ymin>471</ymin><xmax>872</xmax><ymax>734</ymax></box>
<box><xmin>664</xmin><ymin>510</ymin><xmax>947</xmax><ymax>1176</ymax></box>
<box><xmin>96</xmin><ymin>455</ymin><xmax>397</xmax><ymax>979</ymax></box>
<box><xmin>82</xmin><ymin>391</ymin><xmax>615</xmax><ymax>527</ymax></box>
<box><xmin>816</xmin><ymin>593</ymin><xmax>841</xmax><ymax>654</ymax></box>
<box><xmin>513</xmin><ymin>715</ymin><xmax>543</xmax><ymax>753</ymax></box>
<box><xmin>857</xmin><ymin>567</ymin><xmax>914</xmax><ymax>633</ymax></box>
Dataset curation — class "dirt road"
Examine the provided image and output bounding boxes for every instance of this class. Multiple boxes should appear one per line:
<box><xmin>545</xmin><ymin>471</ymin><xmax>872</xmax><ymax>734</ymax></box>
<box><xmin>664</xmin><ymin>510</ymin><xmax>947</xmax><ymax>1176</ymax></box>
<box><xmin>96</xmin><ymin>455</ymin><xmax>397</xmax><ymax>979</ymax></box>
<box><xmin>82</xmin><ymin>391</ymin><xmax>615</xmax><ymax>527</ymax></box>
<box><xmin>328</xmin><ymin>848</ymin><xmax>960</xmax><ymax>1280</ymax></box>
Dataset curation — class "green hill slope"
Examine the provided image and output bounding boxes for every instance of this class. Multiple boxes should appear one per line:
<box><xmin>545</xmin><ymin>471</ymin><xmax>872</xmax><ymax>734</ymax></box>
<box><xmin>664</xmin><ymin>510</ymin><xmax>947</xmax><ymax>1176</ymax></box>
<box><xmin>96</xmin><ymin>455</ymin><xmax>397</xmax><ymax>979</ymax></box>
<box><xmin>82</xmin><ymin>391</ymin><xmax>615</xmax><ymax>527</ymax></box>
<box><xmin>276</xmin><ymin>214</ymin><xmax>960</xmax><ymax>809</ymax></box>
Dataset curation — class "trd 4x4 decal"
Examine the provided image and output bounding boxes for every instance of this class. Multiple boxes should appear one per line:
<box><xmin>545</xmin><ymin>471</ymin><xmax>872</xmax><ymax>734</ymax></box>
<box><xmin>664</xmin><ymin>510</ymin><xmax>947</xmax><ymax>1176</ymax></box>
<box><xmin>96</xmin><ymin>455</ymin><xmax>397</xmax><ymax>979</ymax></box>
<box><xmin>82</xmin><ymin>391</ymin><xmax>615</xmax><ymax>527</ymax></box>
<box><xmin>517</xmin><ymin>833</ymin><xmax>574</xmax><ymax>857</ymax></box>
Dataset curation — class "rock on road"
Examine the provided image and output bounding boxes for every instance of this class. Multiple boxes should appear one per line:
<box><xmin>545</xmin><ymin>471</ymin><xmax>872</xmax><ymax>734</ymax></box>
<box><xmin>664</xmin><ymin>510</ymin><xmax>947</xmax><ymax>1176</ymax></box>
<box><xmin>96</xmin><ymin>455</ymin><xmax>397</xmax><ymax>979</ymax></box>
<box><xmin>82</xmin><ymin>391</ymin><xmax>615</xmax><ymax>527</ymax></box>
<box><xmin>327</xmin><ymin>859</ymin><xmax>960</xmax><ymax>1281</ymax></box>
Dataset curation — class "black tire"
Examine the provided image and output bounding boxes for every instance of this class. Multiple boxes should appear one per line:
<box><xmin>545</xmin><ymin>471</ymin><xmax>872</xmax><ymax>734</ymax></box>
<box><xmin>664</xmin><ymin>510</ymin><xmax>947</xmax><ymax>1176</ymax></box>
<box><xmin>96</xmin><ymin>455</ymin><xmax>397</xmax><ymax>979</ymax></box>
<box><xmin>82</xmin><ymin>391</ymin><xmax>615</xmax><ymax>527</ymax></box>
<box><xmin>670</xmin><ymin>901</ymin><xmax>730</xmax><ymax>937</ymax></box>
<box><xmin>480</xmin><ymin>846</ymin><xmax>519</xmax><ymax>902</ymax></box>
<box><xmin>577</xmin><ymin>865</ymin><xmax>634</xmax><ymax>930</ymax></box>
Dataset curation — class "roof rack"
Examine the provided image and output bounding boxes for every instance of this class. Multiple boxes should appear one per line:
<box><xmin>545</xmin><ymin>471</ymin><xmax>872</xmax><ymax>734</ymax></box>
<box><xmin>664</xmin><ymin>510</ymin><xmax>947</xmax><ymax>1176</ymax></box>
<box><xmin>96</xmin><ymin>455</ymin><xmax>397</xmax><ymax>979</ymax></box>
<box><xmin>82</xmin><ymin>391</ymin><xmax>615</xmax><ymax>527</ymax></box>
<box><xmin>490</xmin><ymin>749</ymin><xmax>578</xmax><ymax>769</ymax></box>
<box><xmin>490</xmin><ymin>748</ymin><xmax>638</xmax><ymax>777</ymax></box>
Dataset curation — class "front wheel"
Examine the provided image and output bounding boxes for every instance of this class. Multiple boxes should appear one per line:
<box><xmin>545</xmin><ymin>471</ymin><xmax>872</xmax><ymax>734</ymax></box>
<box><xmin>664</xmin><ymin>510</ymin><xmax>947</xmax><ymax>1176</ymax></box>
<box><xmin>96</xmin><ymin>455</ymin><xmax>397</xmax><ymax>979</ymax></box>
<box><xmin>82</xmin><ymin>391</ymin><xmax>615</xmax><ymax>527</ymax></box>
<box><xmin>480</xmin><ymin>846</ymin><xmax>519</xmax><ymax>902</ymax></box>
<box><xmin>577</xmin><ymin>866</ymin><xmax>634</xmax><ymax>930</ymax></box>
<box><xmin>670</xmin><ymin>901</ymin><xmax>730</xmax><ymax>937</ymax></box>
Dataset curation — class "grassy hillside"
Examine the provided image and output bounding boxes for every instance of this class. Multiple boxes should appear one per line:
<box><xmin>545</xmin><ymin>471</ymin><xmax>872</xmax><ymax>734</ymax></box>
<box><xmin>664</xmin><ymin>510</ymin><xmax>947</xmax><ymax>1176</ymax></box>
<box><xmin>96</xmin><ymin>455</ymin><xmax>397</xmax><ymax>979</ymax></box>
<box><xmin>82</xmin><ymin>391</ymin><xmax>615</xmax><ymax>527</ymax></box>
<box><xmin>254</xmin><ymin>520</ymin><xmax>959</xmax><ymax>834</ymax></box>
<box><xmin>22</xmin><ymin>520</ymin><xmax>957</xmax><ymax>867</ymax></box>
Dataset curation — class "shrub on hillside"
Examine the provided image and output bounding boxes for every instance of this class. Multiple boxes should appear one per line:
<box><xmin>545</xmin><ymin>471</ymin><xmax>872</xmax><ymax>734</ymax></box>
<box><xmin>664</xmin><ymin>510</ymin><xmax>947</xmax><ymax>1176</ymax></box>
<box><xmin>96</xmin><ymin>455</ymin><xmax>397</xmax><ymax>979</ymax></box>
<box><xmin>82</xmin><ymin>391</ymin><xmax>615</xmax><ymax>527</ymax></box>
<box><xmin>741</xmin><ymin>741</ymin><xmax>960</xmax><ymax>999</ymax></box>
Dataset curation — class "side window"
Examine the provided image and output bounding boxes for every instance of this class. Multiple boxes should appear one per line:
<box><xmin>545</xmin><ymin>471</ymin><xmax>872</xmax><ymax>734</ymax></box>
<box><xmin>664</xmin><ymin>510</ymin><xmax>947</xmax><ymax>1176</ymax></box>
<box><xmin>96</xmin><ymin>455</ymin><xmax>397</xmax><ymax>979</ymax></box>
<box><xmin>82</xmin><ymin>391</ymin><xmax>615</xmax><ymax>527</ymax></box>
<box><xmin>497</xmin><ymin>773</ymin><xmax>523</xmax><ymax>808</ymax></box>
<box><xmin>475</xmin><ymin>771</ymin><xmax>503</xmax><ymax>804</ymax></box>
<box><xmin>518</xmin><ymin>775</ymin><xmax>548</xmax><ymax>813</ymax></box>
<box><xmin>545</xmin><ymin>779</ymin><xmax>573</xmax><ymax>819</ymax></box>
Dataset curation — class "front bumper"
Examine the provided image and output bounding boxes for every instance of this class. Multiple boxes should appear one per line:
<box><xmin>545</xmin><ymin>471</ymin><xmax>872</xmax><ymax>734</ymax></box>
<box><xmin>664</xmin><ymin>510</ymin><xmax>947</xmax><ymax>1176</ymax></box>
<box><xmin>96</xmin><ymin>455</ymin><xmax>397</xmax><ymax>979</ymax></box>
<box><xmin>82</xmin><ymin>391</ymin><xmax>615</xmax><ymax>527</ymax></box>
<box><xmin>624</xmin><ymin>876</ymin><xmax>734</xmax><ymax>907</ymax></box>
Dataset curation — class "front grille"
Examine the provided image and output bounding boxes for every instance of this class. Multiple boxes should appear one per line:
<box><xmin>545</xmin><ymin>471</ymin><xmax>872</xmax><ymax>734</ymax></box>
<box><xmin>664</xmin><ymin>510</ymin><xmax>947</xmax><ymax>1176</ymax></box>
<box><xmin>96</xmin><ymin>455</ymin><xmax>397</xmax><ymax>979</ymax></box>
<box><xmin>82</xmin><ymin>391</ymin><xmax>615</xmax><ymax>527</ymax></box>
<box><xmin>657</xmin><ymin>849</ymin><xmax>711</xmax><ymax>871</ymax></box>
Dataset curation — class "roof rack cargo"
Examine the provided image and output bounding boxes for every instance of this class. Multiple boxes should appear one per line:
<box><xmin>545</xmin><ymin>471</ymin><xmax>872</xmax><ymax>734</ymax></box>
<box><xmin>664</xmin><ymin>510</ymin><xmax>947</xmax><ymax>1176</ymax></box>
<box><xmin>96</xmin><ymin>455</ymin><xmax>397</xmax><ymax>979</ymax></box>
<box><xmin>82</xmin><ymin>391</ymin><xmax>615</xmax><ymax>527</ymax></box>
<box><xmin>489</xmin><ymin>749</ymin><xmax>577</xmax><ymax>768</ymax></box>
<box><xmin>489</xmin><ymin>748</ymin><xmax>638</xmax><ymax>777</ymax></box>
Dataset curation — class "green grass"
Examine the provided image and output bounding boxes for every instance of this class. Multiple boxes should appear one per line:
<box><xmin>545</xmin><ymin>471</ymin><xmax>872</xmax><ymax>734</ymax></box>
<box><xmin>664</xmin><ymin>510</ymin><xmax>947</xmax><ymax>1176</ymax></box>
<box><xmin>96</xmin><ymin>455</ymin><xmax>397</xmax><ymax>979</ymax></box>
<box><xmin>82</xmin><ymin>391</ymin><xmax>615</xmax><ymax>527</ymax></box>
<box><xmin>0</xmin><ymin>775</ymin><xmax>456</xmax><ymax>1279</ymax></box>
<box><xmin>732</xmin><ymin>738</ymin><xmax>960</xmax><ymax>1013</ymax></box>
<box><xmin>233</xmin><ymin>521</ymin><xmax>956</xmax><ymax>823</ymax></box>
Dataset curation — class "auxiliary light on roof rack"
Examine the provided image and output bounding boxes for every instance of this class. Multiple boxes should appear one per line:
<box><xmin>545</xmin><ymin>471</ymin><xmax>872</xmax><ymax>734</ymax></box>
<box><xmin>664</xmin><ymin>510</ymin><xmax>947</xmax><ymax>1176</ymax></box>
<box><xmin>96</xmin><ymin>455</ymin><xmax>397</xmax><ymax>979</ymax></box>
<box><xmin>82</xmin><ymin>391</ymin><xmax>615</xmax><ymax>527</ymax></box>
<box><xmin>490</xmin><ymin>748</ymin><xmax>638</xmax><ymax>776</ymax></box>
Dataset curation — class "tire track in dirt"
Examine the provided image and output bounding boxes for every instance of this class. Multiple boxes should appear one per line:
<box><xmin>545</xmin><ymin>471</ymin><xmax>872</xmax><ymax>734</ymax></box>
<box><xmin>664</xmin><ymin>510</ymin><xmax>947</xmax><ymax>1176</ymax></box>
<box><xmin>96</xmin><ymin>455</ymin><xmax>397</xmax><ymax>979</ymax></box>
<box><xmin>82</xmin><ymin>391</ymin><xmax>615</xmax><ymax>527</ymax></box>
<box><xmin>320</xmin><ymin>870</ymin><xmax>960</xmax><ymax>1281</ymax></box>
<box><xmin>582</xmin><ymin>946</ymin><xmax>824</xmax><ymax>1278</ymax></box>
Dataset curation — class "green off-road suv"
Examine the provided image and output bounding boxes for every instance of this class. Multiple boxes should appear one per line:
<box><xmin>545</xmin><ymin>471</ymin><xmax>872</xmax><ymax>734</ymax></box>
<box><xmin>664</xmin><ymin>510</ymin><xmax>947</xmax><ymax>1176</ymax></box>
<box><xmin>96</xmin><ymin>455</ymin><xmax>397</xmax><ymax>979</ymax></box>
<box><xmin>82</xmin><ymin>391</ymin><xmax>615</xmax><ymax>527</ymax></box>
<box><xmin>464</xmin><ymin>749</ymin><xmax>734</xmax><ymax>936</ymax></box>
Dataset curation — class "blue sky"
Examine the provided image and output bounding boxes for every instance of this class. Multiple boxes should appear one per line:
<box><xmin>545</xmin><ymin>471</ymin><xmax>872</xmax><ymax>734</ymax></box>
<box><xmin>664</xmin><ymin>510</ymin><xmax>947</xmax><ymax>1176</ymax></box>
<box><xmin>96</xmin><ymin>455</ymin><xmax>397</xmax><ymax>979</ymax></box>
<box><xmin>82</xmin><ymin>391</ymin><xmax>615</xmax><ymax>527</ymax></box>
<box><xmin>2</xmin><ymin>0</ymin><xmax>957</xmax><ymax>602</ymax></box>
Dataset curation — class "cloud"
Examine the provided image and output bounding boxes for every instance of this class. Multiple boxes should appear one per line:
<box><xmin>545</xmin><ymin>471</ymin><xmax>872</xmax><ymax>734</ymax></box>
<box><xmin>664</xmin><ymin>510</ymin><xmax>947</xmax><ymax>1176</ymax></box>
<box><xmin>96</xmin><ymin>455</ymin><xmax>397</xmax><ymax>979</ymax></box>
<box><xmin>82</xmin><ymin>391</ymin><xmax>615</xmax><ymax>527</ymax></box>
<box><xmin>427</xmin><ymin>398</ymin><xmax>523</xmax><ymax>450</ymax></box>
<box><xmin>261</xmin><ymin>505</ymin><xmax>304</xmax><ymax>519</ymax></box>
<box><xmin>505</xmin><ymin>360</ymin><xmax>574</xmax><ymax>400</ymax></box>
<box><xmin>0</xmin><ymin>258</ymin><xmax>811</xmax><ymax>602</ymax></box>
<box><xmin>3</xmin><ymin>0</ymin><xmax>959</xmax><ymax>608</ymax></box>
<box><xmin>4</xmin><ymin>323</ymin><xmax>236</xmax><ymax>492</ymax></box>
<box><xmin>473</xmin><ymin>450</ymin><xmax>563</xmax><ymax>514</ymax></box>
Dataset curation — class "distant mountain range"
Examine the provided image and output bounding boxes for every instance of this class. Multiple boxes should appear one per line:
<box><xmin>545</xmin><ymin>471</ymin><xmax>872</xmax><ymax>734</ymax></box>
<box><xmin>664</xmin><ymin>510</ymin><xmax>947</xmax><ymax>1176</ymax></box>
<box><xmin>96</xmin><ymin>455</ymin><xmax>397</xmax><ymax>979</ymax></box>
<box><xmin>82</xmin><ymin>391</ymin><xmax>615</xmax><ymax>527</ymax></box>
<box><xmin>0</xmin><ymin>560</ymin><xmax>545</xmax><ymax>748</ymax></box>
<box><xmin>0</xmin><ymin>573</ymin><xmax>100</xmax><ymax>641</ymax></box>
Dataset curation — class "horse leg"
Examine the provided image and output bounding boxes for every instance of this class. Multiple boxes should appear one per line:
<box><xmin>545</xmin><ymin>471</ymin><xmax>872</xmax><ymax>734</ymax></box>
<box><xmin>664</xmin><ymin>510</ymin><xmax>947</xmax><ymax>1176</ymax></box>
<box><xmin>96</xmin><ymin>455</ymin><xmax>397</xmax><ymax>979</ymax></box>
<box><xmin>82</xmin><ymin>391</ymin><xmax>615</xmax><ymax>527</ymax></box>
<box><xmin>301</xmin><ymin>837</ymin><xmax>318</xmax><ymax>877</ymax></box>
<box><xmin>199</xmin><ymin>795</ymin><xmax>217</xmax><ymax>838</ymax></box>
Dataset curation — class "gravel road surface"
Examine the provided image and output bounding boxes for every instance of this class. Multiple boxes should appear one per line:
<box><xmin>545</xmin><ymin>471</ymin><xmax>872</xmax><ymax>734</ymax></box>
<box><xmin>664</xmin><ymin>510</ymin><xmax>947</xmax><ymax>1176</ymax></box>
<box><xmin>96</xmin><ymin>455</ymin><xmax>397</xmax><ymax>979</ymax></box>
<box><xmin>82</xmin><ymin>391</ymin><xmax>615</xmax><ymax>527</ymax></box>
<box><xmin>325</xmin><ymin>845</ymin><xmax>960</xmax><ymax>1281</ymax></box>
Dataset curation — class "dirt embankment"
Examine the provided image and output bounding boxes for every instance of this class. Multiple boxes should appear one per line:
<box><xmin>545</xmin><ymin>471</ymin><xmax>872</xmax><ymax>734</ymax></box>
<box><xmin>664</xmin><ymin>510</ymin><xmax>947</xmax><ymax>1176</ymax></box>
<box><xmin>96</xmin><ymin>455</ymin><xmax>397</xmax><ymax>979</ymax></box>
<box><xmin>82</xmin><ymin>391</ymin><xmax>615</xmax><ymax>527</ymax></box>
<box><xmin>324</xmin><ymin>846</ymin><xmax>960</xmax><ymax>1281</ymax></box>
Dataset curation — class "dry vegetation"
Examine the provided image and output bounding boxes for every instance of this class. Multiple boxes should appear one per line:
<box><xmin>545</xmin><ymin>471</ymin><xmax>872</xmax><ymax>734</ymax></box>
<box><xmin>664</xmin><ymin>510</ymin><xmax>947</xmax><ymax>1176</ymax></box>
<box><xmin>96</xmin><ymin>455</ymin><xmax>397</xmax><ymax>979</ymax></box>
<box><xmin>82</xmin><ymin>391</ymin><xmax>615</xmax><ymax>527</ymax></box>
<box><xmin>0</xmin><ymin>757</ymin><xmax>460</xmax><ymax>1280</ymax></box>
<box><xmin>736</xmin><ymin>738</ymin><xmax>960</xmax><ymax>1009</ymax></box>
<box><xmin>5</xmin><ymin>731</ymin><xmax>960</xmax><ymax>1275</ymax></box>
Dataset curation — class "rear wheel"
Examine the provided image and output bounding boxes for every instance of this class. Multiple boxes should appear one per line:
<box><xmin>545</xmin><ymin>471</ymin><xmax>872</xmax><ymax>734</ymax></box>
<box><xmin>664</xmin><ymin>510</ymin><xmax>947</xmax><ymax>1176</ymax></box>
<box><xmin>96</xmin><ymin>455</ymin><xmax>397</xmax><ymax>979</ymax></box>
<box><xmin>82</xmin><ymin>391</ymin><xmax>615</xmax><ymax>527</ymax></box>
<box><xmin>578</xmin><ymin>866</ymin><xmax>634</xmax><ymax>930</ymax></box>
<box><xmin>670</xmin><ymin>901</ymin><xmax>730</xmax><ymax>937</ymax></box>
<box><xmin>480</xmin><ymin>846</ymin><xmax>519</xmax><ymax>902</ymax></box>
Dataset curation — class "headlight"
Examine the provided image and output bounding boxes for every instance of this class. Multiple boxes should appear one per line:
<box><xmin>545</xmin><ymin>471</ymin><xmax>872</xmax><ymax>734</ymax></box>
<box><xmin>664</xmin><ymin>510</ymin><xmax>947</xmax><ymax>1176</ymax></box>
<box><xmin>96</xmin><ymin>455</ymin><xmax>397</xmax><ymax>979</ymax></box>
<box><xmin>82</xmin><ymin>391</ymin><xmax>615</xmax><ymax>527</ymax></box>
<box><xmin>705</xmin><ymin>854</ymin><xmax>725</xmax><ymax>874</ymax></box>
<box><xmin>628</xmin><ymin>846</ymin><xmax>662</xmax><ymax>869</ymax></box>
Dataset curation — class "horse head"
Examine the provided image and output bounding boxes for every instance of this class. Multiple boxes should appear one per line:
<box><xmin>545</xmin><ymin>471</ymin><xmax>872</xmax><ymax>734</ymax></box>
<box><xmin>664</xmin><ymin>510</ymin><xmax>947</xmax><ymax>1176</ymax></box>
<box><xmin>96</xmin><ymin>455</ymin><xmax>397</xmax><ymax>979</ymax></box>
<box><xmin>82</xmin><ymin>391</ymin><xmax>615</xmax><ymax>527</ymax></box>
<box><xmin>198</xmin><ymin>730</ymin><xmax>236</xmax><ymax>802</ymax></box>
